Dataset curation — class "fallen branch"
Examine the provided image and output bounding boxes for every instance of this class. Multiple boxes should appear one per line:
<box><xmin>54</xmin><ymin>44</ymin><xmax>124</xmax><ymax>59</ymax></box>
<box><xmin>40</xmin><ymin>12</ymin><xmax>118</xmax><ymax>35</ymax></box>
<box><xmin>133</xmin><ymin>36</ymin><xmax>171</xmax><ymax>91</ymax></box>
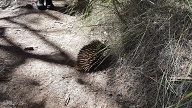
<box><xmin>170</xmin><ymin>76</ymin><xmax>192</xmax><ymax>82</ymax></box>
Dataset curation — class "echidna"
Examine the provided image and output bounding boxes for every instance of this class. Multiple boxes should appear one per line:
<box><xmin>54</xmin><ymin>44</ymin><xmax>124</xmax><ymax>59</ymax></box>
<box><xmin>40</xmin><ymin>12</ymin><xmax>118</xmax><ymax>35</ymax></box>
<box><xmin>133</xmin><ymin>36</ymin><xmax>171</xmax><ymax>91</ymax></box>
<box><xmin>76</xmin><ymin>40</ymin><xmax>107</xmax><ymax>72</ymax></box>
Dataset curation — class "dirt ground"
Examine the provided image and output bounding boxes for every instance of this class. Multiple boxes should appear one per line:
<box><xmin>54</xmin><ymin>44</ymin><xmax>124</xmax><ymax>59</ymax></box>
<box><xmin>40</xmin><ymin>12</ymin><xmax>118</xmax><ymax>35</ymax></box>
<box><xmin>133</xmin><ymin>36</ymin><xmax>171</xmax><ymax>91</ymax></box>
<box><xmin>0</xmin><ymin>0</ymin><xmax>127</xmax><ymax>108</ymax></box>
<box><xmin>0</xmin><ymin>0</ymin><xmax>161</xmax><ymax>107</ymax></box>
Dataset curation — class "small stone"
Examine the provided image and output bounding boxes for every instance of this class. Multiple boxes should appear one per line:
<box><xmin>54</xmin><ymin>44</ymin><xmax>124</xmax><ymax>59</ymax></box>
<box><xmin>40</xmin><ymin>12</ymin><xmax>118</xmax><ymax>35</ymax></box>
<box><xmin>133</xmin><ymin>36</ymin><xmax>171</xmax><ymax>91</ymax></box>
<box><xmin>24</xmin><ymin>47</ymin><xmax>34</xmax><ymax>51</ymax></box>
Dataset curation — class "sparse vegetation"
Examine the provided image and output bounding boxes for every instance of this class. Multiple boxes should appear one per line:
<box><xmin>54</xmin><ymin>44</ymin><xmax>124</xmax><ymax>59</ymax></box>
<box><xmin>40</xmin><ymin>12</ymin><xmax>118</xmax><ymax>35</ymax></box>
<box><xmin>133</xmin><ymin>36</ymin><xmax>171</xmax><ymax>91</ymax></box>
<box><xmin>81</xmin><ymin>0</ymin><xmax>192</xmax><ymax>107</ymax></box>
<box><xmin>1</xmin><ymin>0</ymin><xmax>192</xmax><ymax>107</ymax></box>
<box><xmin>0</xmin><ymin>58</ymin><xmax>8</xmax><ymax>81</ymax></box>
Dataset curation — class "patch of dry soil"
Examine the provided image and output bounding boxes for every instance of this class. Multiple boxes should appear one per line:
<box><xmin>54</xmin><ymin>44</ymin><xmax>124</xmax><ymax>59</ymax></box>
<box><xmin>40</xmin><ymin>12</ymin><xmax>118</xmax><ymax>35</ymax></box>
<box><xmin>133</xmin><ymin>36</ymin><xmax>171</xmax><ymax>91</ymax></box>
<box><xmin>0</xmin><ymin>0</ymin><xmax>122</xmax><ymax>108</ymax></box>
<box><xmin>0</xmin><ymin>0</ymin><xmax>146</xmax><ymax>108</ymax></box>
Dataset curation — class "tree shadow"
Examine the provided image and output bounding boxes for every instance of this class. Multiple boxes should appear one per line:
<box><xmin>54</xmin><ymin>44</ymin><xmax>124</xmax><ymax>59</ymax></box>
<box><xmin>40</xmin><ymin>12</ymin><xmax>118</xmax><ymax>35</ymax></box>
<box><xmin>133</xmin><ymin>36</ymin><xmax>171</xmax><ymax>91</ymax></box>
<box><xmin>0</xmin><ymin>3</ymin><xmax>121</xmax><ymax>107</ymax></box>
<box><xmin>0</xmin><ymin>7</ymin><xmax>77</xmax><ymax>78</ymax></box>
<box><xmin>27</xmin><ymin>100</ymin><xmax>46</xmax><ymax>108</ymax></box>
<box><xmin>0</xmin><ymin>92</ymin><xmax>11</xmax><ymax>102</ymax></box>
<box><xmin>0</xmin><ymin>76</ymin><xmax>45</xmax><ymax>108</ymax></box>
<box><xmin>0</xmin><ymin>34</ymin><xmax>76</xmax><ymax>68</ymax></box>
<box><xmin>0</xmin><ymin>4</ymin><xmax>83</xmax><ymax>107</ymax></box>
<box><xmin>1</xmin><ymin>4</ymin><xmax>61</xmax><ymax>21</ymax></box>
<box><xmin>0</xmin><ymin>27</ymin><xmax>5</xmax><ymax>38</ymax></box>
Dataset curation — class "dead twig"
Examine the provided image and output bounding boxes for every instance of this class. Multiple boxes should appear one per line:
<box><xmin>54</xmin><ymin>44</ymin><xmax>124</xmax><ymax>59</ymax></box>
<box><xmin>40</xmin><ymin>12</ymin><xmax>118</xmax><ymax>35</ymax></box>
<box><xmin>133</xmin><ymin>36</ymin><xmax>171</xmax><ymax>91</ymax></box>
<box><xmin>170</xmin><ymin>76</ymin><xmax>192</xmax><ymax>82</ymax></box>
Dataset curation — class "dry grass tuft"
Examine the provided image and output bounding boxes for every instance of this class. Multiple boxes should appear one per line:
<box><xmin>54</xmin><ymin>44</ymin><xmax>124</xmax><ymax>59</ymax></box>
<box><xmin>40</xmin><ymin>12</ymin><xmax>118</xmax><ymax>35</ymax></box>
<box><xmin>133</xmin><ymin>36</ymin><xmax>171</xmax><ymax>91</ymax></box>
<box><xmin>0</xmin><ymin>58</ymin><xmax>11</xmax><ymax>81</ymax></box>
<box><xmin>112</xmin><ymin>0</ymin><xmax>192</xmax><ymax>107</ymax></box>
<box><xmin>2</xmin><ymin>0</ymin><xmax>192</xmax><ymax>107</ymax></box>
<box><xmin>83</xmin><ymin>0</ymin><xmax>192</xmax><ymax>107</ymax></box>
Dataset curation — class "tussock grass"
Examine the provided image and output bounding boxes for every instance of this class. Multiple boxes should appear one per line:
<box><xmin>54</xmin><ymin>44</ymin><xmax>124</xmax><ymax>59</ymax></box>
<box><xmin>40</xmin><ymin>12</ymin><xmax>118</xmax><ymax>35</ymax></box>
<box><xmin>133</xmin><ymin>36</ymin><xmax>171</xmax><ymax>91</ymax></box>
<box><xmin>0</xmin><ymin>58</ymin><xmax>5</xmax><ymax>73</ymax></box>
<box><xmin>119</xmin><ymin>1</ymin><xmax>192</xmax><ymax>107</ymax></box>
<box><xmin>82</xmin><ymin>0</ymin><xmax>192</xmax><ymax>107</ymax></box>
<box><xmin>0</xmin><ymin>58</ymin><xmax>6</xmax><ymax>80</ymax></box>
<box><xmin>2</xmin><ymin>0</ymin><xmax>192</xmax><ymax>107</ymax></box>
<box><xmin>119</xmin><ymin>0</ymin><xmax>192</xmax><ymax>107</ymax></box>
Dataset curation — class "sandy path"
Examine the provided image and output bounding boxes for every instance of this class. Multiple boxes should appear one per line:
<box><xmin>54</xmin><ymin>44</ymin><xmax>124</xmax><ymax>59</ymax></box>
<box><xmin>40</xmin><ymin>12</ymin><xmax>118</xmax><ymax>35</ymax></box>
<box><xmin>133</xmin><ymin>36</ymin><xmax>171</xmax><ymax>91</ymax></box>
<box><xmin>0</xmin><ymin>0</ymin><xmax>120</xmax><ymax>108</ymax></box>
